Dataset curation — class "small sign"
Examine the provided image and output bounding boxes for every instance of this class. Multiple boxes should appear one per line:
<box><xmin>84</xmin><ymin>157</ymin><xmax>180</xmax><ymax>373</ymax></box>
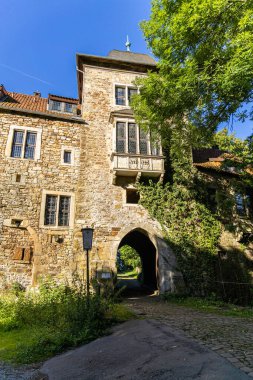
<box><xmin>101</xmin><ymin>272</ymin><xmax>111</xmax><ymax>279</ymax></box>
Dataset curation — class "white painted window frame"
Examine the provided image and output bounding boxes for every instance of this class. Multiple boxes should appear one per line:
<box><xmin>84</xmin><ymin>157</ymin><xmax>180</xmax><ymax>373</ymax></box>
<box><xmin>40</xmin><ymin>190</ymin><xmax>75</xmax><ymax>229</ymax></box>
<box><xmin>5</xmin><ymin>125</ymin><xmax>42</xmax><ymax>161</ymax></box>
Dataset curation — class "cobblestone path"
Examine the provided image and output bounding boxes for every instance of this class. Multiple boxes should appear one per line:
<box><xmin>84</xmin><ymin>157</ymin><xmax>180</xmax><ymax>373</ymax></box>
<box><xmin>124</xmin><ymin>295</ymin><xmax>253</xmax><ymax>378</ymax></box>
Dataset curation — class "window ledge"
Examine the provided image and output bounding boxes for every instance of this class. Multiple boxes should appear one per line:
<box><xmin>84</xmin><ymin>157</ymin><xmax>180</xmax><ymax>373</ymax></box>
<box><xmin>39</xmin><ymin>226</ymin><xmax>73</xmax><ymax>231</ymax></box>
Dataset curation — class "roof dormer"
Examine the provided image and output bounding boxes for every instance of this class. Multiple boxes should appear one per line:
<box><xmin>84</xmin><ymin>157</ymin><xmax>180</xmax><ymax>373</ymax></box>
<box><xmin>48</xmin><ymin>94</ymin><xmax>79</xmax><ymax>115</ymax></box>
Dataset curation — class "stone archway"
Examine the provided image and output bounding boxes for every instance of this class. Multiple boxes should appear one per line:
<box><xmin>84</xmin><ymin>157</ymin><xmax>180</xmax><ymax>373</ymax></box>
<box><xmin>112</xmin><ymin>224</ymin><xmax>185</xmax><ymax>294</ymax></box>
<box><xmin>118</xmin><ymin>229</ymin><xmax>158</xmax><ymax>290</ymax></box>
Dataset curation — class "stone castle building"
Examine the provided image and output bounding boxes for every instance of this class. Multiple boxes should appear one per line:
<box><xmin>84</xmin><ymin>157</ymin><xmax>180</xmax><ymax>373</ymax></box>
<box><xmin>0</xmin><ymin>50</ymin><xmax>185</xmax><ymax>292</ymax></box>
<box><xmin>1</xmin><ymin>49</ymin><xmax>252</xmax><ymax>294</ymax></box>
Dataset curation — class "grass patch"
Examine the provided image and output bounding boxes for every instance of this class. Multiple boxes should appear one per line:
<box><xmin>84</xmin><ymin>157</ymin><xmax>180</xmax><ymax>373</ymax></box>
<box><xmin>163</xmin><ymin>294</ymin><xmax>253</xmax><ymax>318</ymax></box>
<box><xmin>0</xmin><ymin>279</ymin><xmax>126</xmax><ymax>364</ymax></box>
<box><xmin>106</xmin><ymin>304</ymin><xmax>135</xmax><ymax>322</ymax></box>
<box><xmin>117</xmin><ymin>269</ymin><xmax>139</xmax><ymax>279</ymax></box>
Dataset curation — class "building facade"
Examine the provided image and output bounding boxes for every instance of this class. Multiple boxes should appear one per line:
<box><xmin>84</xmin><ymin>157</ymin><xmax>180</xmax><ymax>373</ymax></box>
<box><xmin>0</xmin><ymin>51</ymin><xmax>185</xmax><ymax>292</ymax></box>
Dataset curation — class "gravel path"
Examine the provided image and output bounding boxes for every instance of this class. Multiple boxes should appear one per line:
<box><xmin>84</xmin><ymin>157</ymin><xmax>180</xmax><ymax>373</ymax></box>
<box><xmin>0</xmin><ymin>362</ymin><xmax>39</xmax><ymax>380</ymax></box>
<box><xmin>124</xmin><ymin>295</ymin><xmax>253</xmax><ymax>378</ymax></box>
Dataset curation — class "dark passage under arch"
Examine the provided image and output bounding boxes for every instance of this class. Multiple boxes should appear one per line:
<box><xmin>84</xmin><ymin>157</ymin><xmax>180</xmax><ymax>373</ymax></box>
<box><xmin>118</xmin><ymin>229</ymin><xmax>157</xmax><ymax>291</ymax></box>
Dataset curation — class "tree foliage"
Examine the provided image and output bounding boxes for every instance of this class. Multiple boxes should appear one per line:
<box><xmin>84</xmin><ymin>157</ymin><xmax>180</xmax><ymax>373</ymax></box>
<box><xmin>132</xmin><ymin>0</ymin><xmax>253</xmax><ymax>181</ymax></box>
<box><xmin>210</xmin><ymin>128</ymin><xmax>253</xmax><ymax>163</ymax></box>
<box><xmin>119</xmin><ymin>245</ymin><xmax>141</xmax><ymax>271</ymax></box>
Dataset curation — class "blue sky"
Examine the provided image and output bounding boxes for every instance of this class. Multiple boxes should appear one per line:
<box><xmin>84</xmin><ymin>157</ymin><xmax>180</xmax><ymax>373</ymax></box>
<box><xmin>1</xmin><ymin>0</ymin><xmax>252</xmax><ymax>139</ymax></box>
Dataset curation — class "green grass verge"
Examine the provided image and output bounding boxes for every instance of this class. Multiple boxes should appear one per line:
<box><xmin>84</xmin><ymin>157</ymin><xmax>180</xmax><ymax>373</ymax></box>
<box><xmin>0</xmin><ymin>303</ymin><xmax>134</xmax><ymax>365</ymax></box>
<box><xmin>163</xmin><ymin>295</ymin><xmax>253</xmax><ymax>318</ymax></box>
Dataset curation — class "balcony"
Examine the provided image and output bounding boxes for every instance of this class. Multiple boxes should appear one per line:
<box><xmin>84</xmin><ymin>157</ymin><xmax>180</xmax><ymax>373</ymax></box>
<box><xmin>112</xmin><ymin>152</ymin><xmax>165</xmax><ymax>183</ymax></box>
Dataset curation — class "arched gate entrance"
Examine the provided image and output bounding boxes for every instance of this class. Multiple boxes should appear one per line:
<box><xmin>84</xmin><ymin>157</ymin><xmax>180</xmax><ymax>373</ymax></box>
<box><xmin>117</xmin><ymin>228</ymin><xmax>158</xmax><ymax>291</ymax></box>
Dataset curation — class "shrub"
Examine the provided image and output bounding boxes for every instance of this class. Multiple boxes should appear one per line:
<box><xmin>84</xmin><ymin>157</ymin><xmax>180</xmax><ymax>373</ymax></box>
<box><xmin>0</xmin><ymin>278</ymin><xmax>113</xmax><ymax>363</ymax></box>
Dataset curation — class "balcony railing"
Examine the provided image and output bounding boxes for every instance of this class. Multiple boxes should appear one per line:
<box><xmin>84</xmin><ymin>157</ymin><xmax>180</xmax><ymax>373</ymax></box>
<box><xmin>112</xmin><ymin>152</ymin><xmax>165</xmax><ymax>181</ymax></box>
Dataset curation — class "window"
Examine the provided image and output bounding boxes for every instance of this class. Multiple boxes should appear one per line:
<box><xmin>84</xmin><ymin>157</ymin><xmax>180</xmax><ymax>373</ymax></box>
<box><xmin>115</xmin><ymin>85</ymin><xmax>138</xmax><ymax>106</ymax></box>
<box><xmin>64</xmin><ymin>103</ymin><xmax>73</xmax><ymax>113</ymax></box>
<box><xmin>6</xmin><ymin>126</ymin><xmax>42</xmax><ymax>160</ymax></box>
<box><xmin>61</xmin><ymin>147</ymin><xmax>75</xmax><ymax>165</ymax></box>
<box><xmin>11</xmin><ymin>130</ymin><xmax>37</xmax><ymax>159</ymax></box>
<box><xmin>63</xmin><ymin>150</ymin><xmax>72</xmax><ymax>164</ymax></box>
<box><xmin>128</xmin><ymin>123</ymin><xmax>137</xmax><ymax>154</ymax></box>
<box><xmin>128</xmin><ymin>87</ymin><xmax>138</xmax><ymax>104</ymax></box>
<box><xmin>115</xmin><ymin>87</ymin><xmax>126</xmax><ymax>105</ymax></box>
<box><xmin>51</xmin><ymin>101</ymin><xmax>61</xmax><ymax>111</ymax></box>
<box><xmin>139</xmin><ymin>129</ymin><xmax>148</xmax><ymax>155</ymax></box>
<box><xmin>115</xmin><ymin>121</ymin><xmax>161</xmax><ymax>156</ymax></box>
<box><xmin>49</xmin><ymin>100</ymin><xmax>76</xmax><ymax>114</ymax></box>
<box><xmin>44</xmin><ymin>194</ymin><xmax>71</xmax><ymax>226</ymax></box>
<box><xmin>40</xmin><ymin>190</ymin><xmax>74</xmax><ymax>229</ymax></box>
<box><xmin>235</xmin><ymin>194</ymin><xmax>250</xmax><ymax>217</ymax></box>
<box><xmin>116</xmin><ymin>122</ymin><xmax>126</xmax><ymax>153</ymax></box>
<box><xmin>126</xmin><ymin>188</ymin><xmax>140</xmax><ymax>204</ymax></box>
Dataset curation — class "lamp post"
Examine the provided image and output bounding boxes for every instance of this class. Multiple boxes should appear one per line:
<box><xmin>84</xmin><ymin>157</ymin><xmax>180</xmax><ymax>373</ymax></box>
<box><xmin>81</xmin><ymin>227</ymin><xmax>94</xmax><ymax>299</ymax></box>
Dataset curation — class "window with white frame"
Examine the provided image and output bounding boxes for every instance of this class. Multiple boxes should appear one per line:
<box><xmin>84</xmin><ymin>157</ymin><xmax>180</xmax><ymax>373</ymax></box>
<box><xmin>48</xmin><ymin>100</ymin><xmax>76</xmax><ymax>114</ymax></box>
<box><xmin>115</xmin><ymin>85</ymin><xmax>138</xmax><ymax>106</ymax></box>
<box><xmin>11</xmin><ymin>130</ymin><xmax>37</xmax><ymax>159</ymax></box>
<box><xmin>115</xmin><ymin>121</ymin><xmax>161</xmax><ymax>156</ymax></box>
<box><xmin>40</xmin><ymin>191</ymin><xmax>74</xmax><ymax>228</ymax></box>
<box><xmin>51</xmin><ymin>101</ymin><xmax>61</xmax><ymax>111</ymax></box>
<box><xmin>6</xmin><ymin>125</ymin><xmax>42</xmax><ymax>160</ymax></box>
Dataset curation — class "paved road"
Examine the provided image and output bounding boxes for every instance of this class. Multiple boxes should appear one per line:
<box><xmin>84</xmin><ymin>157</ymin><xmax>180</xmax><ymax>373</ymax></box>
<box><xmin>39</xmin><ymin>318</ymin><xmax>251</xmax><ymax>380</ymax></box>
<box><xmin>125</xmin><ymin>295</ymin><xmax>253</xmax><ymax>377</ymax></box>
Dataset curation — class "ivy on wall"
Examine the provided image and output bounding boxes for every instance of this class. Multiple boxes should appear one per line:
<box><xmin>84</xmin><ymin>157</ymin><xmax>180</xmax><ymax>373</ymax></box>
<box><xmin>138</xmin><ymin>181</ymin><xmax>221</xmax><ymax>295</ymax></box>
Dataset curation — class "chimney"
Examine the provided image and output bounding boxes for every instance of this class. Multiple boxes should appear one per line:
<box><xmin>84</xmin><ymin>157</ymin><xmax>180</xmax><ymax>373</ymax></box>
<box><xmin>33</xmin><ymin>91</ymin><xmax>41</xmax><ymax>99</ymax></box>
<box><xmin>0</xmin><ymin>84</ymin><xmax>7</xmax><ymax>100</ymax></box>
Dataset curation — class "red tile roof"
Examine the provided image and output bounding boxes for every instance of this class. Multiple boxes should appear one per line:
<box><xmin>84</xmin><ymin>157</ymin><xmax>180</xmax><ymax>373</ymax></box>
<box><xmin>193</xmin><ymin>149</ymin><xmax>253</xmax><ymax>176</ymax></box>
<box><xmin>0</xmin><ymin>86</ymin><xmax>83</xmax><ymax>122</ymax></box>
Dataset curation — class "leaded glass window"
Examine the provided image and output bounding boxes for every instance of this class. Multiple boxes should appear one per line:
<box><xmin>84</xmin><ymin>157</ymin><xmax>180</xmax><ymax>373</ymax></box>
<box><xmin>11</xmin><ymin>131</ymin><xmax>24</xmax><ymax>158</ymax></box>
<box><xmin>24</xmin><ymin>132</ymin><xmax>37</xmax><ymax>159</ymax></box>
<box><xmin>115</xmin><ymin>87</ymin><xmax>126</xmax><ymax>105</ymax></box>
<box><xmin>139</xmin><ymin>128</ymin><xmax>148</xmax><ymax>155</ymax></box>
<box><xmin>58</xmin><ymin>196</ymin><xmax>71</xmax><ymax>226</ymax></box>
<box><xmin>128</xmin><ymin>123</ymin><xmax>137</xmax><ymax>154</ymax></box>
<box><xmin>128</xmin><ymin>87</ymin><xmax>138</xmax><ymax>104</ymax></box>
<box><xmin>44</xmin><ymin>195</ymin><xmax>57</xmax><ymax>225</ymax></box>
<box><xmin>116</xmin><ymin>122</ymin><xmax>126</xmax><ymax>153</ymax></box>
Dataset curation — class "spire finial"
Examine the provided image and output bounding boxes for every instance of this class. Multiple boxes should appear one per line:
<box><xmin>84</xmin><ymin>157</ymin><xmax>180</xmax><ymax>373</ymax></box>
<box><xmin>125</xmin><ymin>35</ymin><xmax>131</xmax><ymax>52</ymax></box>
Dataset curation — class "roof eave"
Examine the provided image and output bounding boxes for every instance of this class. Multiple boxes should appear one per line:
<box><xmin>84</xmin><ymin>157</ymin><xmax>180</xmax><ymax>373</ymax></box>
<box><xmin>0</xmin><ymin>104</ymin><xmax>86</xmax><ymax>124</ymax></box>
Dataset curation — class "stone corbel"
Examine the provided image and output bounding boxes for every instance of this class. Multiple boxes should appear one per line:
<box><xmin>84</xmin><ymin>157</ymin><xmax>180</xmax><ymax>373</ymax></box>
<box><xmin>135</xmin><ymin>171</ymin><xmax>142</xmax><ymax>184</ymax></box>
<box><xmin>112</xmin><ymin>170</ymin><xmax>117</xmax><ymax>185</ymax></box>
<box><xmin>159</xmin><ymin>173</ymin><xmax>164</xmax><ymax>183</ymax></box>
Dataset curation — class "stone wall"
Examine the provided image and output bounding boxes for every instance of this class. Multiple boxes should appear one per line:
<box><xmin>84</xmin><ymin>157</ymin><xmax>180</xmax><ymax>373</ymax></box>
<box><xmin>0</xmin><ymin>111</ymin><xmax>82</xmax><ymax>287</ymax></box>
<box><xmin>73</xmin><ymin>65</ymin><xmax>183</xmax><ymax>292</ymax></box>
<box><xmin>0</xmin><ymin>65</ymin><xmax>184</xmax><ymax>293</ymax></box>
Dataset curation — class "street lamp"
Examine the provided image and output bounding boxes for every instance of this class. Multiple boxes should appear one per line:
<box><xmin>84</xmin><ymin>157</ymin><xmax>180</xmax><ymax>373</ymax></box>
<box><xmin>81</xmin><ymin>227</ymin><xmax>94</xmax><ymax>299</ymax></box>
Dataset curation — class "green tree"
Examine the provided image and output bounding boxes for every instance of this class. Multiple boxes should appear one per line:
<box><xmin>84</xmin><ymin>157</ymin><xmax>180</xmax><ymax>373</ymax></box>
<box><xmin>132</xmin><ymin>0</ymin><xmax>253</xmax><ymax>183</ymax></box>
<box><xmin>119</xmin><ymin>245</ymin><xmax>141</xmax><ymax>271</ymax></box>
<box><xmin>210</xmin><ymin>128</ymin><xmax>253</xmax><ymax>162</ymax></box>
